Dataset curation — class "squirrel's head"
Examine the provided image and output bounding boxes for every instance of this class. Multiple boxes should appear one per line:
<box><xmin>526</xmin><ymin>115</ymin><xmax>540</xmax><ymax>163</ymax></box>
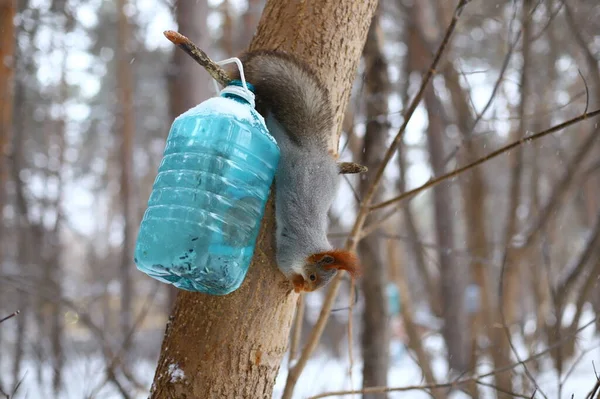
<box><xmin>290</xmin><ymin>250</ymin><xmax>361</xmax><ymax>293</ymax></box>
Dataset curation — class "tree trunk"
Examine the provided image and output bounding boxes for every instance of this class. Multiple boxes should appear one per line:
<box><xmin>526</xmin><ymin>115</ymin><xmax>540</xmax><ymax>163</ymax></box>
<box><xmin>49</xmin><ymin>65</ymin><xmax>67</xmax><ymax>397</ymax></box>
<box><xmin>0</xmin><ymin>1</ymin><xmax>15</xmax><ymax>386</ymax></box>
<box><xmin>407</xmin><ymin>2</ymin><xmax>469</xmax><ymax>374</ymax></box>
<box><xmin>240</xmin><ymin>0</ymin><xmax>263</xmax><ymax>51</ymax></box>
<box><xmin>166</xmin><ymin>0</ymin><xmax>211</xmax><ymax>312</ymax></box>
<box><xmin>440</xmin><ymin>30</ymin><xmax>493</xmax><ymax>399</ymax></box>
<box><xmin>358</xmin><ymin>11</ymin><xmax>390</xmax><ymax>398</ymax></box>
<box><xmin>492</xmin><ymin>1</ymin><xmax>533</xmax><ymax>396</ymax></box>
<box><xmin>117</xmin><ymin>0</ymin><xmax>135</xmax><ymax>348</ymax></box>
<box><xmin>149</xmin><ymin>0</ymin><xmax>376</xmax><ymax>397</ymax></box>
<box><xmin>169</xmin><ymin>0</ymin><xmax>210</xmax><ymax>121</ymax></box>
<box><xmin>0</xmin><ymin>0</ymin><xmax>15</xmax><ymax>219</ymax></box>
<box><xmin>396</xmin><ymin>24</ymin><xmax>440</xmax><ymax>318</ymax></box>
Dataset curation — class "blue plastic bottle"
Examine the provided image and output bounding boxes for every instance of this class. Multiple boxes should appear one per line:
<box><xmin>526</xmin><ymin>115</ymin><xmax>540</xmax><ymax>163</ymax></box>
<box><xmin>134</xmin><ymin>80</ymin><xmax>280</xmax><ymax>295</ymax></box>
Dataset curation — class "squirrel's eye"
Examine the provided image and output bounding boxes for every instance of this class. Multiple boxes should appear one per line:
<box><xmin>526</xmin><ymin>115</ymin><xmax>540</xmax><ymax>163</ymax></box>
<box><xmin>309</xmin><ymin>274</ymin><xmax>317</xmax><ymax>281</ymax></box>
<box><xmin>322</xmin><ymin>255</ymin><xmax>335</xmax><ymax>264</ymax></box>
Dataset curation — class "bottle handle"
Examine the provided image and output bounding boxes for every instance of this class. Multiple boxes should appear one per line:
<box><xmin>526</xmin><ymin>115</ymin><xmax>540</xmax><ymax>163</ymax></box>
<box><xmin>212</xmin><ymin>57</ymin><xmax>251</xmax><ymax>97</ymax></box>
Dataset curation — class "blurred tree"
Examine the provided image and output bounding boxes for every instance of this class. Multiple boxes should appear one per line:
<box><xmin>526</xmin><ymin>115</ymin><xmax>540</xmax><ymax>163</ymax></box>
<box><xmin>0</xmin><ymin>0</ymin><xmax>15</xmax><ymax>391</ymax></box>
<box><xmin>165</xmin><ymin>0</ymin><xmax>211</xmax><ymax>310</ymax></box>
<box><xmin>0</xmin><ymin>0</ymin><xmax>14</xmax><ymax>229</ymax></box>
<box><xmin>117</xmin><ymin>0</ymin><xmax>135</xmax><ymax>349</ymax></box>
<box><xmin>359</xmin><ymin>9</ymin><xmax>390</xmax><ymax>398</ymax></box>
<box><xmin>149</xmin><ymin>0</ymin><xmax>377</xmax><ymax>397</ymax></box>
<box><xmin>407</xmin><ymin>0</ymin><xmax>470</xmax><ymax>374</ymax></box>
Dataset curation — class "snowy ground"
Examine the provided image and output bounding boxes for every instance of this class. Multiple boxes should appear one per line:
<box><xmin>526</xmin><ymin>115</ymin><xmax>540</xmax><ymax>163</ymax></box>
<box><xmin>3</xmin><ymin>310</ymin><xmax>598</xmax><ymax>399</ymax></box>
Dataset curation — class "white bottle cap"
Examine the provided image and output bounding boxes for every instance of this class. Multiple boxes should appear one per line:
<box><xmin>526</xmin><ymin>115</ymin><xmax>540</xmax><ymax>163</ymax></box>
<box><xmin>220</xmin><ymin>85</ymin><xmax>256</xmax><ymax>108</ymax></box>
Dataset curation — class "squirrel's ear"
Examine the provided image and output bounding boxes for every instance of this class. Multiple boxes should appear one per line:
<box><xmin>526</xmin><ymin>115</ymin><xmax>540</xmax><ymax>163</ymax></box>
<box><xmin>337</xmin><ymin>162</ymin><xmax>368</xmax><ymax>175</ymax></box>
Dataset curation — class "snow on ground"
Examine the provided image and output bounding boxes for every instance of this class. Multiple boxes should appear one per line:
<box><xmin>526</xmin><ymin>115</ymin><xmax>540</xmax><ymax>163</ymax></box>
<box><xmin>2</xmin><ymin>309</ymin><xmax>598</xmax><ymax>398</ymax></box>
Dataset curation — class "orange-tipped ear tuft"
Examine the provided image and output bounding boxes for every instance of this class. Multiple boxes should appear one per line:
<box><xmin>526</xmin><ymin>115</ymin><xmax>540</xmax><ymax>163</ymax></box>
<box><xmin>313</xmin><ymin>249</ymin><xmax>362</xmax><ymax>278</ymax></box>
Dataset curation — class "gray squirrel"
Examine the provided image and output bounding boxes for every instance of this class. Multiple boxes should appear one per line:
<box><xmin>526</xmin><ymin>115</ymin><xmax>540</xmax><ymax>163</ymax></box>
<box><xmin>228</xmin><ymin>50</ymin><xmax>361</xmax><ymax>293</ymax></box>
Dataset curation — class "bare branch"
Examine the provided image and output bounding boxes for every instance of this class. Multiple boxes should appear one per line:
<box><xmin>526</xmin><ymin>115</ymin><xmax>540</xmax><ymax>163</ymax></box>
<box><xmin>556</xmin><ymin>208</ymin><xmax>600</xmax><ymax>296</ymax></box>
<box><xmin>163</xmin><ymin>30</ymin><xmax>231</xmax><ymax>86</ymax></box>
<box><xmin>288</xmin><ymin>295</ymin><xmax>305</xmax><ymax>367</ymax></box>
<box><xmin>468</xmin><ymin>4</ymin><xmax>522</xmax><ymax>136</ymax></box>
<box><xmin>520</xmin><ymin>127</ymin><xmax>600</xmax><ymax>247</ymax></box>
<box><xmin>561</xmin><ymin>344</ymin><xmax>600</xmax><ymax>385</ymax></box>
<box><xmin>370</xmin><ymin>108</ymin><xmax>600</xmax><ymax>211</ymax></box>
<box><xmin>0</xmin><ymin>310</ymin><xmax>20</xmax><ymax>324</ymax></box>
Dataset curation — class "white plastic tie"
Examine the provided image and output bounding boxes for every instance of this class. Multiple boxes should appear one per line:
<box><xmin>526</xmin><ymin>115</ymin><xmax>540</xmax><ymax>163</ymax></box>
<box><xmin>212</xmin><ymin>57</ymin><xmax>254</xmax><ymax>104</ymax></box>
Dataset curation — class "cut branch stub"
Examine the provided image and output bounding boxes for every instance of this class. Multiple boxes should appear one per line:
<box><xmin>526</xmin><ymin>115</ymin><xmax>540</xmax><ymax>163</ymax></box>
<box><xmin>164</xmin><ymin>30</ymin><xmax>231</xmax><ymax>87</ymax></box>
<box><xmin>338</xmin><ymin>162</ymin><xmax>368</xmax><ymax>174</ymax></box>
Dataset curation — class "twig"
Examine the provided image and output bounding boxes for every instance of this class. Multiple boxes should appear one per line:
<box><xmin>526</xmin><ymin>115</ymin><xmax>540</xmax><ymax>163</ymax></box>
<box><xmin>587</xmin><ymin>380</ymin><xmax>600</xmax><ymax>399</ymax></box>
<box><xmin>499</xmin><ymin>257</ymin><xmax>548</xmax><ymax>399</ymax></box>
<box><xmin>3</xmin><ymin>275</ymin><xmax>145</xmax><ymax>390</ymax></box>
<box><xmin>556</xmin><ymin>208</ymin><xmax>600</xmax><ymax>295</ymax></box>
<box><xmin>578</xmin><ymin>69</ymin><xmax>590</xmax><ymax>115</ymax></box>
<box><xmin>370</xmin><ymin>108</ymin><xmax>600</xmax><ymax>211</ymax></box>
<box><xmin>520</xmin><ymin>127</ymin><xmax>600</xmax><ymax>247</ymax></box>
<box><xmin>11</xmin><ymin>370</ymin><xmax>27</xmax><ymax>399</ymax></box>
<box><xmin>528</xmin><ymin>0</ymin><xmax>564</xmax><ymax>43</ymax></box>
<box><xmin>330</xmin><ymin>231</ymin><xmax>495</xmax><ymax>265</ymax></box>
<box><xmin>163</xmin><ymin>30</ymin><xmax>231</xmax><ymax>86</ymax></box>
<box><xmin>560</xmin><ymin>344</ymin><xmax>600</xmax><ymax>385</ymax></box>
<box><xmin>306</xmin><ymin>316</ymin><xmax>599</xmax><ymax>399</ymax></box>
<box><xmin>288</xmin><ymin>295</ymin><xmax>305</xmax><ymax>367</ymax></box>
<box><xmin>474</xmin><ymin>380</ymin><xmax>532</xmax><ymax>399</ymax></box>
<box><xmin>0</xmin><ymin>310</ymin><xmax>20</xmax><ymax>324</ymax></box>
<box><xmin>87</xmin><ymin>283</ymin><xmax>159</xmax><ymax>398</ymax></box>
<box><xmin>468</xmin><ymin>0</ymin><xmax>522</xmax><ymax>136</ymax></box>
<box><xmin>279</xmin><ymin>2</ymin><xmax>468</xmax><ymax>398</ymax></box>
<box><xmin>346</xmin><ymin>278</ymin><xmax>355</xmax><ymax>395</ymax></box>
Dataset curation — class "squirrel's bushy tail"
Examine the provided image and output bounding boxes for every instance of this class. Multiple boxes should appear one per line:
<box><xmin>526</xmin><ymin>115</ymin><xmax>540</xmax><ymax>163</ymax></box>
<box><xmin>227</xmin><ymin>50</ymin><xmax>334</xmax><ymax>149</ymax></box>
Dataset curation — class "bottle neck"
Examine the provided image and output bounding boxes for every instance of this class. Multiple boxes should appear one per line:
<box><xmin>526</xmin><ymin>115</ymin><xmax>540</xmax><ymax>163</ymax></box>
<box><xmin>220</xmin><ymin>82</ymin><xmax>256</xmax><ymax>108</ymax></box>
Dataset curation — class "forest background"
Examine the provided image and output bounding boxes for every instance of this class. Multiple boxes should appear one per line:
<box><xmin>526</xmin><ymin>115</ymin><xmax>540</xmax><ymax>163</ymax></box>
<box><xmin>1</xmin><ymin>0</ymin><xmax>600</xmax><ymax>398</ymax></box>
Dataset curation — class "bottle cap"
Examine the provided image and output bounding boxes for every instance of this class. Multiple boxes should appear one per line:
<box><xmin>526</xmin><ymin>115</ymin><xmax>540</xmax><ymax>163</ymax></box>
<box><xmin>220</xmin><ymin>81</ymin><xmax>256</xmax><ymax>108</ymax></box>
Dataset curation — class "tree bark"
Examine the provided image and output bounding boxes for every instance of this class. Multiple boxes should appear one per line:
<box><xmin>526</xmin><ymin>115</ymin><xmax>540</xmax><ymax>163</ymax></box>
<box><xmin>165</xmin><ymin>0</ymin><xmax>212</xmax><ymax>312</ymax></box>
<box><xmin>358</xmin><ymin>12</ymin><xmax>389</xmax><ymax>399</ymax></box>
<box><xmin>149</xmin><ymin>1</ymin><xmax>376</xmax><ymax>398</ymax></box>
<box><xmin>117</xmin><ymin>0</ymin><xmax>135</xmax><ymax>348</ymax></box>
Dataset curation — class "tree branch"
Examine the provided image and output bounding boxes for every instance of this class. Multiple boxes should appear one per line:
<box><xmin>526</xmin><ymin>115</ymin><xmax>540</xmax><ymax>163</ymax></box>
<box><xmin>164</xmin><ymin>30</ymin><xmax>231</xmax><ymax>86</ymax></box>
<box><xmin>0</xmin><ymin>310</ymin><xmax>20</xmax><ymax>324</ymax></box>
<box><xmin>370</xmin><ymin>108</ymin><xmax>600</xmax><ymax>211</ymax></box>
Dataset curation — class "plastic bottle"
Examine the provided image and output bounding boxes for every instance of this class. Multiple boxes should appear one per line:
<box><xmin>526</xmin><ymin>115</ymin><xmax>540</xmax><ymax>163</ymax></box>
<box><xmin>134</xmin><ymin>79</ymin><xmax>279</xmax><ymax>295</ymax></box>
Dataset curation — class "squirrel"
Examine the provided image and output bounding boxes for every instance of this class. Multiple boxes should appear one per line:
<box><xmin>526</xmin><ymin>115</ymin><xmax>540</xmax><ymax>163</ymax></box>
<box><xmin>228</xmin><ymin>50</ymin><xmax>361</xmax><ymax>293</ymax></box>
